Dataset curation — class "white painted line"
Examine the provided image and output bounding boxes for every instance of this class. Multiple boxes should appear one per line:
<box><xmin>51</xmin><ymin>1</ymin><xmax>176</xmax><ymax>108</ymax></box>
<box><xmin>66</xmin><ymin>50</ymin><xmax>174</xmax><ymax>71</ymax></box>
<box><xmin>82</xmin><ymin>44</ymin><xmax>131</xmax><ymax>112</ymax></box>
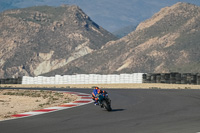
<box><xmin>76</xmin><ymin>99</ymin><xmax>93</xmax><ymax>101</ymax></box>
<box><xmin>20</xmin><ymin>112</ymin><xmax>45</xmax><ymax>115</ymax></box>
<box><xmin>44</xmin><ymin>107</ymin><xmax>70</xmax><ymax>110</ymax></box>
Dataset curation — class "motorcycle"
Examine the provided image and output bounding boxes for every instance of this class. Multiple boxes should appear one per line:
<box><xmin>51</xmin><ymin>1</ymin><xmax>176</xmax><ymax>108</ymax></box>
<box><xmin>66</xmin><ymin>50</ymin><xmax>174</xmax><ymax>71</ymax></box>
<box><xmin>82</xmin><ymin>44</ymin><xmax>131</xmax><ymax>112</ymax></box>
<box><xmin>96</xmin><ymin>93</ymin><xmax>112</xmax><ymax>111</ymax></box>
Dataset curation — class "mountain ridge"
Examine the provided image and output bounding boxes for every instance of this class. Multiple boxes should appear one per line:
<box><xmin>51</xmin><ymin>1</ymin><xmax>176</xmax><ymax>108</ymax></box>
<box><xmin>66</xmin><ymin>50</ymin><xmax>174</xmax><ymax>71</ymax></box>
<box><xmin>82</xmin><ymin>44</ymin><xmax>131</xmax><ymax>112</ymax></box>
<box><xmin>43</xmin><ymin>2</ymin><xmax>200</xmax><ymax>76</ymax></box>
<box><xmin>0</xmin><ymin>5</ymin><xmax>117</xmax><ymax>78</ymax></box>
<box><xmin>1</xmin><ymin>0</ymin><xmax>200</xmax><ymax>32</ymax></box>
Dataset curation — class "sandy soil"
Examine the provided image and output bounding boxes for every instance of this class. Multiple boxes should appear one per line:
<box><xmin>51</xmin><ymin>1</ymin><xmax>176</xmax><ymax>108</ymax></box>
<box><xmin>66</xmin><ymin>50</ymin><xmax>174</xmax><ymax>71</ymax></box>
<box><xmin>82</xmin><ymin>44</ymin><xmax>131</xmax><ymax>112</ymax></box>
<box><xmin>1</xmin><ymin>83</ymin><xmax>200</xmax><ymax>89</ymax></box>
<box><xmin>0</xmin><ymin>89</ymin><xmax>77</xmax><ymax>120</ymax></box>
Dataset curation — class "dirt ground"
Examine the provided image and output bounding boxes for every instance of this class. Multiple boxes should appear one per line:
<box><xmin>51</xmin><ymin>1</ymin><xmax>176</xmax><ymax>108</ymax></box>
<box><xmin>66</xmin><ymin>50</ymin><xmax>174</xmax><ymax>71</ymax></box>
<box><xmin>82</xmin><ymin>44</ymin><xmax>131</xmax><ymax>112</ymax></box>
<box><xmin>0</xmin><ymin>89</ymin><xmax>77</xmax><ymax>121</ymax></box>
<box><xmin>0</xmin><ymin>83</ymin><xmax>200</xmax><ymax>121</ymax></box>
<box><xmin>1</xmin><ymin>83</ymin><xmax>200</xmax><ymax>89</ymax></box>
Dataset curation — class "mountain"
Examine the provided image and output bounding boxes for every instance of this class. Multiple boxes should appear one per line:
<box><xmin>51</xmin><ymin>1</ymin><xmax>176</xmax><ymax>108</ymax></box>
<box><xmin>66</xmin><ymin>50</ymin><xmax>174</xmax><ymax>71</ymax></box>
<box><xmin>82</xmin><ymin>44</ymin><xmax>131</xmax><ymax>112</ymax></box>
<box><xmin>1</xmin><ymin>0</ymin><xmax>200</xmax><ymax>32</ymax></box>
<box><xmin>43</xmin><ymin>2</ymin><xmax>200</xmax><ymax>76</ymax></box>
<box><xmin>0</xmin><ymin>5</ymin><xmax>117</xmax><ymax>78</ymax></box>
<box><xmin>113</xmin><ymin>25</ymin><xmax>137</xmax><ymax>38</ymax></box>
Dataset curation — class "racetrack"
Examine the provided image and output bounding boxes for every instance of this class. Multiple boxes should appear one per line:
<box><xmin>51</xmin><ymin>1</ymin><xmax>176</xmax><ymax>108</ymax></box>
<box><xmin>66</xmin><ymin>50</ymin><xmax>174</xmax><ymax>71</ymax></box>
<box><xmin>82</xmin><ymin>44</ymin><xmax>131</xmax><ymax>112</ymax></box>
<box><xmin>1</xmin><ymin>88</ymin><xmax>200</xmax><ymax>133</ymax></box>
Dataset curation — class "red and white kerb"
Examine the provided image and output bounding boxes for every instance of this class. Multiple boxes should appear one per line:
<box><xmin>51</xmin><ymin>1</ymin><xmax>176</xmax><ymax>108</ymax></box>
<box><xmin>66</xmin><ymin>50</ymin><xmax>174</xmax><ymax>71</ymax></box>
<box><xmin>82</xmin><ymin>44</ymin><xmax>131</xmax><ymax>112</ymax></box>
<box><xmin>11</xmin><ymin>91</ymin><xmax>93</xmax><ymax>118</ymax></box>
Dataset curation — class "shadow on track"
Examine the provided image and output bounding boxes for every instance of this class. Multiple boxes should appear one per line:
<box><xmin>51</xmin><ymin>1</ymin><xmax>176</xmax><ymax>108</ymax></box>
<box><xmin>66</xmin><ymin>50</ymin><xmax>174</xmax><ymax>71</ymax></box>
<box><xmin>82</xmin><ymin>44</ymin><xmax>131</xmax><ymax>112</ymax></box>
<box><xmin>110</xmin><ymin>109</ymin><xmax>125</xmax><ymax>112</ymax></box>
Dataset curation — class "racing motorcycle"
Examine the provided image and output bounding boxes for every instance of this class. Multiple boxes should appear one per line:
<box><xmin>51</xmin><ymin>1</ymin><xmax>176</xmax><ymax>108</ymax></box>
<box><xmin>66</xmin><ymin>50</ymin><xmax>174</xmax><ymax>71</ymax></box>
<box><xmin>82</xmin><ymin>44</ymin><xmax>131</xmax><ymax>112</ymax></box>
<box><xmin>96</xmin><ymin>93</ymin><xmax>112</xmax><ymax>111</ymax></box>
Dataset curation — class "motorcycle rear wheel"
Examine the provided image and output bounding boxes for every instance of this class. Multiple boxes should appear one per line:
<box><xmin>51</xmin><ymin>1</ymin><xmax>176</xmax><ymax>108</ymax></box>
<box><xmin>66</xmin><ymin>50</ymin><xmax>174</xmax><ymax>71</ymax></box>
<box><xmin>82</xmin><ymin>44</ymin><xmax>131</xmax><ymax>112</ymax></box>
<box><xmin>102</xmin><ymin>100</ymin><xmax>112</xmax><ymax>111</ymax></box>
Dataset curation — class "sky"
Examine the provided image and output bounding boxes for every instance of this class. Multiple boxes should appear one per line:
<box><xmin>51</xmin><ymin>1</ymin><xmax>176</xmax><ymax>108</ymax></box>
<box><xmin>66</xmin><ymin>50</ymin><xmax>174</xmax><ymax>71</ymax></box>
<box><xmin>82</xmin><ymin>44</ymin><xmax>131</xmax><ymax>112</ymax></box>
<box><xmin>1</xmin><ymin>0</ymin><xmax>200</xmax><ymax>32</ymax></box>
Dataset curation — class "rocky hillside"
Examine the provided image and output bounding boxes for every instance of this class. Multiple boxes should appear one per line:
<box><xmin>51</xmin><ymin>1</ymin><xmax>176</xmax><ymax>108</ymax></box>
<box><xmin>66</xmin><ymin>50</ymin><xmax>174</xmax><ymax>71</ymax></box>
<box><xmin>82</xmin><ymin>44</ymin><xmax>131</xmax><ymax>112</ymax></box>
<box><xmin>44</xmin><ymin>2</ymin><xmax>200</xmax><ymax>76</ymax></box>
<box><xmin>0</xmin><ymin>5</ymin><xmax>117</xmax><ymax>78</ymax></box>
<box><xmin>1</xmin><ymin>0</ymin><xmax>200</xmax><ymax>33</ymax></box>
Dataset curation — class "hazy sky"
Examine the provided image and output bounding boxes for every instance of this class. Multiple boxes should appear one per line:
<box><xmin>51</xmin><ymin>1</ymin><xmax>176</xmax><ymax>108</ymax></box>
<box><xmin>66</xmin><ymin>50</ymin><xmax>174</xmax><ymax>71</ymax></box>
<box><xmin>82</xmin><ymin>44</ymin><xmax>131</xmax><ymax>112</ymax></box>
<box><xmin>1</xmin><ymin>0</ymin><xmax>200</xmax><ymax>32</ymax></box>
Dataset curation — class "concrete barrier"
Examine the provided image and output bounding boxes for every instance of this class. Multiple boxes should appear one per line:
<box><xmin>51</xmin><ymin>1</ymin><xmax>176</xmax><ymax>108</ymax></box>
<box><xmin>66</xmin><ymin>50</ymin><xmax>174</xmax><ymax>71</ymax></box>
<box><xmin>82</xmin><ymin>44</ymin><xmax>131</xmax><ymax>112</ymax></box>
<box><xmin>21</xmin><ymin>73</ymin><xmax>144</xmax><ymax>84</ymax></box>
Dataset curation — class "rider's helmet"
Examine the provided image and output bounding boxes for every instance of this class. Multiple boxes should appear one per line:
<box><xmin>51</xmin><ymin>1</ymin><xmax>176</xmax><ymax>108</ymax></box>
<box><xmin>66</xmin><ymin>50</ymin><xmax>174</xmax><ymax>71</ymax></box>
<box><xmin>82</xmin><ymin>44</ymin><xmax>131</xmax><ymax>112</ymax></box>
<box><xmin>94</xmin><ymin>87</ymin><xmax>99</xmax><ymax>90</ymax></box>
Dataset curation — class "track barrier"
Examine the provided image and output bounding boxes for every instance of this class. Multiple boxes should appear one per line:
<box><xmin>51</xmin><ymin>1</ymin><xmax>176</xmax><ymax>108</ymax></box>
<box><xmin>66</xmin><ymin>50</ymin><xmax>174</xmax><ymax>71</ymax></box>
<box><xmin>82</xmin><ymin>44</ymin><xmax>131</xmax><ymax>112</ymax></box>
<box><xmin>143</xmin><ymin>73</ymin><xmax>200</xmax><ymax>85</ymax></box>
<box><xmin>1</xmin><ymin>73</ymin><xmax>200</xmax><ymax>85</ymax></box>
<box><xmin>21</xmin><ymin>73</ymin><xmax>144</xmax><ymax>84</ymax></box>
<box><xmin>0</xmin><ymin>77</ymin><xmax>22</xmax><ymax>84</ymax></box>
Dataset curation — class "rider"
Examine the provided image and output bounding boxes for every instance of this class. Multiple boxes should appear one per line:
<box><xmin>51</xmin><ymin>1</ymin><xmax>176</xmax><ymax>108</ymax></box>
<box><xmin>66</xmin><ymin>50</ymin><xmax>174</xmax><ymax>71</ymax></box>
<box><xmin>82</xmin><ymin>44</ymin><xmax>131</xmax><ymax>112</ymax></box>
<box><xmin>92</xmin><ymin>87</ymin><xmax>107</xmax><ymax>105</ymax></box>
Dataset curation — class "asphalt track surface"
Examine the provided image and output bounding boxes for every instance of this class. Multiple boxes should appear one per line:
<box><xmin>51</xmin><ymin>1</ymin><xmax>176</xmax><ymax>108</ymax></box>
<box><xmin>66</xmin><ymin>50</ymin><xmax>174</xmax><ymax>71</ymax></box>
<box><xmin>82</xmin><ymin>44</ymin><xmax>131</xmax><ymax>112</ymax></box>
<box><xmin>1</xmin><ymin>88</ymin><xmax>200</xmax><ymax>133</ymax></box>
